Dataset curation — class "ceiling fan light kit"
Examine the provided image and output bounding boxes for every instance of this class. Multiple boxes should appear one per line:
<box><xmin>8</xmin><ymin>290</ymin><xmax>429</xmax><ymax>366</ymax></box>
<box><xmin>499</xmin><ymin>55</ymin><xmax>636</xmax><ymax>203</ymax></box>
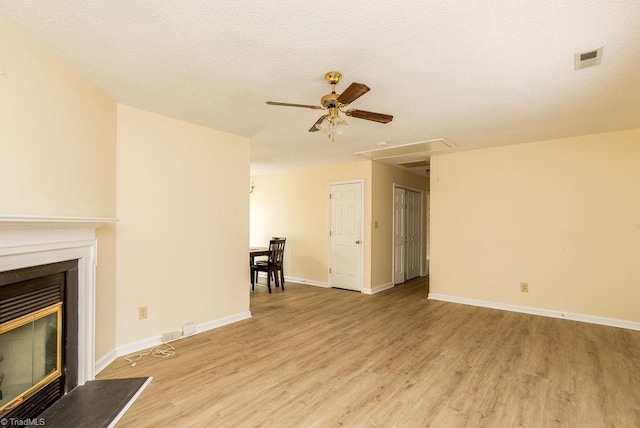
<box><xmin>316</xmin><ymin>115</ymin><xmax>348</xmax><ymax>142</ymax></box>
<box><xmin>266</xmin><ymin>71</ymin><xmax>393</xmax><ymax>142</ymax></box>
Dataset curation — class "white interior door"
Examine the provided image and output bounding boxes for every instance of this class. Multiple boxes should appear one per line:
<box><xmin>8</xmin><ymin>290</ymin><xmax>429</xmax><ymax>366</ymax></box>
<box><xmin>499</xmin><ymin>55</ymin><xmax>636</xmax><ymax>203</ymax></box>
<box><xmin>405</xmin><ymin>190</ymin><xmax>421</xmax><ymax>281</ymax></box>
<box><xmin>329</xmin><ymin>182</ymin><xmax>363</xmax><ymax>291</ymax></box>
<box><xmin>393</xmin><ymin>188</ymin><xmax>406</xmax><ymax>285</ymax></box>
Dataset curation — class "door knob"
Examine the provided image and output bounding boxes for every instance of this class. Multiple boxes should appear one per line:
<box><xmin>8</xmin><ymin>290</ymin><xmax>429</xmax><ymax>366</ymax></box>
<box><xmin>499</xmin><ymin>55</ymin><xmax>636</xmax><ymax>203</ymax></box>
<box><xmin>355</xmin><ymin>240</ymin><xmax>361</xmax><ymax>244</ymax></box>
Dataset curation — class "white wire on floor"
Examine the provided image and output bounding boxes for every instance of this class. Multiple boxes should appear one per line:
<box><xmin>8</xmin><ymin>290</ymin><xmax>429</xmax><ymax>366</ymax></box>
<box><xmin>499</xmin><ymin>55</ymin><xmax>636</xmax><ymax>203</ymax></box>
<box><xmin>124</xmin><ymin>343</ymin><xmax>176</xmax><ymax>367</ymax></box>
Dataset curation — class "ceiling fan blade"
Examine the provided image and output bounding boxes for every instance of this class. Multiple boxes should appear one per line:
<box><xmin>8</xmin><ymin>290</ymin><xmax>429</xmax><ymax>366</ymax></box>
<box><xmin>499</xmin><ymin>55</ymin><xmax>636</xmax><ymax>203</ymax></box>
<box><xmin>345</xmin><ymin>109</ymin><xmax>393</xmax><ymax>123</ymax></box>
<box><xmin>309</xmin><ymin>115</ymin><xmax>328</xmax><ymax>132</ymax></box>
<box><xmin>336</xmin><ymin>83</ymin><xmax>370</xmax><ymax>105</ymax></box>
<box><xmin>266</xmin><ymin>101</ymin><xmax>323</xmax><ymax>110</ymax></box>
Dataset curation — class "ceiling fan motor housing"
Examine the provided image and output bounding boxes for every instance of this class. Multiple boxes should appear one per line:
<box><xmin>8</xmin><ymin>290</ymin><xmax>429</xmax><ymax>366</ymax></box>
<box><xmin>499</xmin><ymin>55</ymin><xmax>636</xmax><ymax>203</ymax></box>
<box><xmin>321</xmin><ymin>92</ymin><xmax>340</xmax><ymax>109</ymax></box>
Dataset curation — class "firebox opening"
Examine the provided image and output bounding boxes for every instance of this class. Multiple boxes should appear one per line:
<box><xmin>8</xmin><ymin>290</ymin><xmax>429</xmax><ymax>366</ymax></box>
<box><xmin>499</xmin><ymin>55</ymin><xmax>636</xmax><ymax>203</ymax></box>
<box><xmin>0</xmin><ymin>260</ymin><xmax>78</xmax><ymax>420</ymax></box>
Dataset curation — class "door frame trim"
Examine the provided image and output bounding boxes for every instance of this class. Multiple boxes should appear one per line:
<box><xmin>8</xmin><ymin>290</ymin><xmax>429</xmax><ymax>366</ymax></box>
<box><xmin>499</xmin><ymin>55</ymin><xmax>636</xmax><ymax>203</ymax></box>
<box><xmin>392</xmin><ymin>183</ymin><xmax>425</xmax><ymax>286</ymax></box>
<box><xmin>328</xmin><ymin>180</ymin><xmax>365</xmax><ymax>292</ymax></box>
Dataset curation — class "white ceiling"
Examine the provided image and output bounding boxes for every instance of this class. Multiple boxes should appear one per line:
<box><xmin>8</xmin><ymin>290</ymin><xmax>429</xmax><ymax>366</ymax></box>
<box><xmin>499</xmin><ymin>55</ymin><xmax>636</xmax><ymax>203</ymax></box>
<box><xmin>1</xmin><ymin>1</ymin><xmax>639</xmax><ymax>176</ymax></box>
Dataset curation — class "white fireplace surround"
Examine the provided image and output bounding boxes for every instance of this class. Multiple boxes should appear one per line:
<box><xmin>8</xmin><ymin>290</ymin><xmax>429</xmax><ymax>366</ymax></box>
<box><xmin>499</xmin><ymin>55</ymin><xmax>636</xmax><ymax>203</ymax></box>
<box><xmin>0</xmin><ymin>215</ymin><xmax>117</xmax><ymax>387</ymax></box>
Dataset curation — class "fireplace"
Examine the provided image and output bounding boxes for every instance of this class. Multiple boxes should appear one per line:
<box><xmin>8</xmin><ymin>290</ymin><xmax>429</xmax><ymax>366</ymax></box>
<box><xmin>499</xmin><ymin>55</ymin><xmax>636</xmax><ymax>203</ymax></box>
<box><xmin>0</xmin><ymin>260</ymin><xmax>78</xmax><ymax>418</ymax></box>
<box><xmin>0</xmin><ymin>215</ymin><xmax>113</xmax><ymax>419</ymax></box>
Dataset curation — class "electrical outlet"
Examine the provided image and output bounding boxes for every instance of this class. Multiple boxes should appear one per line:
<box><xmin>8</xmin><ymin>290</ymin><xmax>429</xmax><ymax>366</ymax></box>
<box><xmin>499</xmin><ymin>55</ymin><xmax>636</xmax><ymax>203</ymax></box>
<box><xmin>520</xmin><ymin>282</ymin><xmax>529</xmax><ymax>293</ymax></box>
<box><xmin>138</xmin><ymin>306</ymin><xmax>148</xmax><ymax>320</ymax></box>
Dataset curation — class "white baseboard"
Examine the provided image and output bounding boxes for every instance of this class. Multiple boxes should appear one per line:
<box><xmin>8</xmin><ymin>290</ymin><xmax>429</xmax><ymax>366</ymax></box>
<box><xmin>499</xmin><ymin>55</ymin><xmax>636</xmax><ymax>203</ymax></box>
<box><xmin>286</xmin><ymin>276</ymin><xmax>330</xmax><ymax>288</ymax></box>
<box><xmin>256</xmin><ymin>275</ymin><xmax>393</xmax><ymax>294</ymax></box>
<box><xmin>284</xmin><ymin>278</ymin><xmax>392</xmax><ymax>294</ymax></box>
<box><xmin>254</xmin><ymin>272</ymin><xmax>329</xmax><ymax>288</ymax></box>
<box><xmin>362</xmin><ymin>282</ymin><xmax>394</xmax><ymax>295</ymax></box>
<box><xmin>428</xmin><ymin>293</ymin><xmax>640</xmax><ymax>331</ymax></box>
<box><xmin>195</xmin><ymin>311</ymin><xmax>252</xmax><ymax>334</ymax></box>
<box><xmin>95</xmin><ymin>311</ymin><xmax>253</xmax><ymax>375</ymax></box>
<box><xmin>95</xmin><ymin>349</ymin><xmax>117</xmax><ymax>375</ymax></box>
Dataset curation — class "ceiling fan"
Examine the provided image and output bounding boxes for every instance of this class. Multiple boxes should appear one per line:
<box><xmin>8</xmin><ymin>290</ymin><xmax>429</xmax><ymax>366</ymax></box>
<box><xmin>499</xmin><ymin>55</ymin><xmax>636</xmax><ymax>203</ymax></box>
<box><xmin>266</xmin><ymin>72</ymin><xmax>393</xmax><ymax>142</ymax></box>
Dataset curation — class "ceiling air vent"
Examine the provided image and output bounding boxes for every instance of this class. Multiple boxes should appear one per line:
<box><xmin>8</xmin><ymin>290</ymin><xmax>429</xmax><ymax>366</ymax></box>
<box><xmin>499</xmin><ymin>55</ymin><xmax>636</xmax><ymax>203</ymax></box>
<box><xmin>575</xmin><ymin>47</ymin><xmax>603</xmax><ymax>70</ymax></box>
<box><xmin>398</xmin><ymin>160</ymin><xmax>430</xmax><ymax>168</ymax></box>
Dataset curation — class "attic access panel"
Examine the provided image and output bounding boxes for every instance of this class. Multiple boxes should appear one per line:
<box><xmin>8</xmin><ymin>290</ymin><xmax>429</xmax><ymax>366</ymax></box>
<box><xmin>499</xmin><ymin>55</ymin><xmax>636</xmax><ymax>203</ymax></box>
<box><xmin>355</xmin><ymin>139</ymin><xmax>454</xmax><ymax>161</ymax></box>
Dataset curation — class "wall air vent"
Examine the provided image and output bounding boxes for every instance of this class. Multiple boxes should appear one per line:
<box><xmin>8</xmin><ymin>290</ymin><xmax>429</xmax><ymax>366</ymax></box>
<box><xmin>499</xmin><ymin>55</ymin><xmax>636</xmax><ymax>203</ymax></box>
<box><xmin>575</xmin><ymin>47</ymin><xmax>603</xmax><ymax>70</ymax></box>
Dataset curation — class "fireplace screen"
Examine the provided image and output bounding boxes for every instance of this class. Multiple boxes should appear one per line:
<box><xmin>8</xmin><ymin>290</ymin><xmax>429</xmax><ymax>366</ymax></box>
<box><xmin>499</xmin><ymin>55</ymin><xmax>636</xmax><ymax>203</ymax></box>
<box><xmin>0</xmin><ymin>303</ymin><xmax>62</xmax><ymax>415</ymax></box>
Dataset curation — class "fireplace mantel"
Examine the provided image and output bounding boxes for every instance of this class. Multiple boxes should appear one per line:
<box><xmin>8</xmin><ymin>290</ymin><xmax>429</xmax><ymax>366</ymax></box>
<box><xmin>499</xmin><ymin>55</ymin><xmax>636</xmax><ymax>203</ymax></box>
<box><xmin>0</xmin><ymin>215</ymin><xmax>117</xmax><ymax>230</ymax></box>
<box><xmin>0</xmin><ymin>214</ymin><xmax>117</xmax><ymax>387</ymax></box>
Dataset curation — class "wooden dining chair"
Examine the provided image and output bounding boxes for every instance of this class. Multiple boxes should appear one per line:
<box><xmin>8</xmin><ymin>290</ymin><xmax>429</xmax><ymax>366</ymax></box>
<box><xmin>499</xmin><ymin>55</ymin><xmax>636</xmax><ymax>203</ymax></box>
<box><xmin>271</xmin><ymin>237</ymin><xmax>286</xmax><ymax>286</ymax></box>
<box><xmin>251</xmin><ymin>238</ymin><xmax>286</xmax><ymax>293</ymax></box>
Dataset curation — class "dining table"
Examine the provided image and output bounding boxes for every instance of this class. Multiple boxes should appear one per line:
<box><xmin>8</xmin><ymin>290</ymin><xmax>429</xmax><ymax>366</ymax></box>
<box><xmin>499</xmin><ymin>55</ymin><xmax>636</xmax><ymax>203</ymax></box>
<box><xmin>249</xmin><ymin>247</ymin><xmax>269</xmax><ymax>265</ymax></box>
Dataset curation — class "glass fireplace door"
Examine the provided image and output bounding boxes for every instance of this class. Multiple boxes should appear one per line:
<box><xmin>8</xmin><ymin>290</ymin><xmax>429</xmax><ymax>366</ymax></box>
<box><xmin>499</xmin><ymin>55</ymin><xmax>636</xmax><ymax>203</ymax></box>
<box><xmin>0</xmin><ymin>303</ymin><xmax>62</xmax><ymax>414</ymax></box>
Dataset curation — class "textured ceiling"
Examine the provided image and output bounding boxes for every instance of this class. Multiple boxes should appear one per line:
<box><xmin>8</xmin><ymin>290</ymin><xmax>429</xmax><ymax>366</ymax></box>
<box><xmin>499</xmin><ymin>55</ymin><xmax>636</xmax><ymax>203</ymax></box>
<box><xmin>1</xmin><ymin>1</ymin><xmax>639</xmax><ymax>175</ymax></box>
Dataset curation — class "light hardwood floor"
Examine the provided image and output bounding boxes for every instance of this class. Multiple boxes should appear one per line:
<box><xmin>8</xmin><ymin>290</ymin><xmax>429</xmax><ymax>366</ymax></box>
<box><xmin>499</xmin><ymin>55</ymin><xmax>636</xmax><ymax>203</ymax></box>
<box><xmin>99</xmin><ymin>278</ymin><xmax>640</xmax><ymax>427</ymax></box>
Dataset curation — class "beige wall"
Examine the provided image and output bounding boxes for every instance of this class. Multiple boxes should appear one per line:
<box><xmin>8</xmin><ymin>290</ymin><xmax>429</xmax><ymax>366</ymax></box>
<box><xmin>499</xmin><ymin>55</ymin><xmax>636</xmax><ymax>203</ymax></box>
<box><xmin>250</xmin><ymin>161</ymin><xmax>372</xmax><ymax>288</ymax></box>
<box><xmin>0</xmin><ymin>16</ymin><xmax>117</xmax><ymax>359</ymax></box>
<box><xmin>0</xmin><ymin>16</ymin><xmax>116</xmax><ymax>217</ymax></box>
<box><xmin>116</xmin><ymin>105</ymin><xmax>250</xmax><ymax>346</ymax></box>
<box><xmin>371</xmin><ymin>162</ymin><xmax>429</xmax><ymax>287</ymax></box>
<box><xmin>430</xmin><ymin>129</ymin><xmax>640</xmax><ymax>322</ymax></box>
